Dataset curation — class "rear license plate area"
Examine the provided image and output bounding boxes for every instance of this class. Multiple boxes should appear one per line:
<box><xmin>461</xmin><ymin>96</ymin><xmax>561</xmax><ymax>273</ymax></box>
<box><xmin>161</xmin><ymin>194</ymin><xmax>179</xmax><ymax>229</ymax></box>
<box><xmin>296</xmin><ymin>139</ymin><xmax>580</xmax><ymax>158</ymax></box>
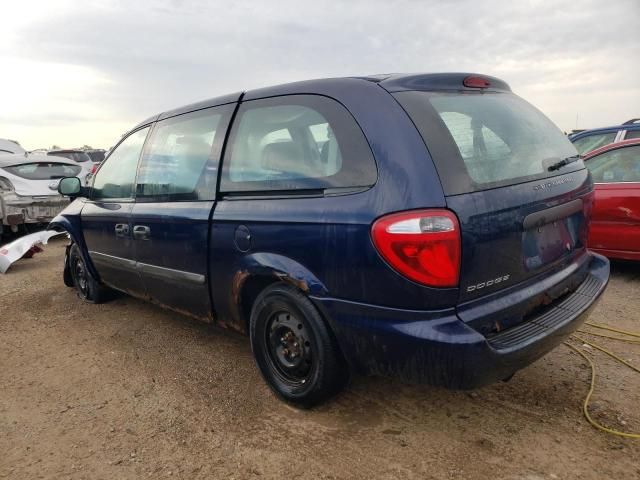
<box><xmin>522</xmin><ymin>212</ymin><xmax>583</xmax><ymax>270</ymax></box>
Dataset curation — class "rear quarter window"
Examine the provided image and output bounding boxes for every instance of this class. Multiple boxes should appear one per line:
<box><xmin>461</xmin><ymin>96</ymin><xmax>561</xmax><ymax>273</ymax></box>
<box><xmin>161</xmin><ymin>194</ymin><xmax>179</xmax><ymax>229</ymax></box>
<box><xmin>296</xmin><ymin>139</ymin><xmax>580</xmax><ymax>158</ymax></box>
<box><xmin>394</xmin><ymin>91</ymin><xmax>582</xmax><ymax>195</ymax></box>
<box><xmin>220</xmin><ymin>95</ymin><xmax>376</xmax><ymax>193</ymax></box>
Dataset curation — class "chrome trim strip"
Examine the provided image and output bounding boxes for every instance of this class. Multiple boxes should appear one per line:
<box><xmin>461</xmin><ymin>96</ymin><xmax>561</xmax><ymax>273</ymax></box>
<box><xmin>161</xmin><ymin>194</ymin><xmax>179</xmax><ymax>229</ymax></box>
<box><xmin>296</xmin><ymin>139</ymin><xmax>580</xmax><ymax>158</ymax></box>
<box><xmin>136</xmin><ymin>262</ymin><xmax>205</xmax><ymax>285</ymax></box>
<box><xmin>89</xmin><ymin>251</ymin><xmax>205</xmax><ymax>285</ymax></box>
<box><xmin>89</xmin><ymin>251</ymin><xmax>137</xmax><ymax>269</ymax></box>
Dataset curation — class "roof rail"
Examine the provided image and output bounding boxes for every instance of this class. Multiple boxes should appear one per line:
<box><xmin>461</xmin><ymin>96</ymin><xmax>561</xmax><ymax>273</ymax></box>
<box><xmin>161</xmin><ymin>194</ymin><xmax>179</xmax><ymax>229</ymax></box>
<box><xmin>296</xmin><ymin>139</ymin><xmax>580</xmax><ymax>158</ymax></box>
<box><xmin>622</xmin><ymin>118</ymin><xmax>640</xmax><ymax>125</ymax></box>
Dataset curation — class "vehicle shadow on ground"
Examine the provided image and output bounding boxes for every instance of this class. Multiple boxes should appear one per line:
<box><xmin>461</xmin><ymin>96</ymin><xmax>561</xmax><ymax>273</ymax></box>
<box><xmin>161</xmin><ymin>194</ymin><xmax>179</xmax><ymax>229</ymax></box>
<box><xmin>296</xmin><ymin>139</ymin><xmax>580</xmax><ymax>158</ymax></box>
<box><xmin>93</xmin><ymin>287</ymin><xmax>588</xmax><ymax>439</ymax></box>
<box><xmin>609</xmin><ymin>259</ymin><xmax>640</xmax><ymax>281</ymax></box>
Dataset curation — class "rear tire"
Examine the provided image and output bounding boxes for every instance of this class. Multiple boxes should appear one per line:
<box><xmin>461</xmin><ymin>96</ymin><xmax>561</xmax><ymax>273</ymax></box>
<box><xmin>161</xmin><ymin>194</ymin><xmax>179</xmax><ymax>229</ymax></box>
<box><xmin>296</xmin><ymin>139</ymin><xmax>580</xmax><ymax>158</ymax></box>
<box><xmin>68</xmin><ymin>244</ymin><xmax>109</xmax><ymax>303</ymax></box>
<box><xmin>249</xmin><ymin>283</ymin><xmax>349</xmax><ymax>408</ymax></box>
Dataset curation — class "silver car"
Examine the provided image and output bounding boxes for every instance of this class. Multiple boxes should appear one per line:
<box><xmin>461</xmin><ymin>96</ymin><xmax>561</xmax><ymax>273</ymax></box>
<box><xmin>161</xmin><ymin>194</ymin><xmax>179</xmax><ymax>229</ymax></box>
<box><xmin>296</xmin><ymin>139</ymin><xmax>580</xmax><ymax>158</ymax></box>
<box><xmin>0</xmin><ymin>138</ymin><xmax>26</xmax><ymax>155</ymax></box>
<box><xmin>0</xmin><ymin>153</ymin><xmax>81</xmax><ymax>234</ymax></box>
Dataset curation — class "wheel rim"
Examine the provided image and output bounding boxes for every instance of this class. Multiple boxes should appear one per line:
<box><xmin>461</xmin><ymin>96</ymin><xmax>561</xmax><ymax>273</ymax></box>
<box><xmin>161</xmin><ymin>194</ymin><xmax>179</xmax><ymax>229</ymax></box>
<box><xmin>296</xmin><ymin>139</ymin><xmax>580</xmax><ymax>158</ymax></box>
<box><xmin>73</xmin><ymin>257</ymin><xmax>89</xmax><ymax>298</ymax></box>
<box><xmin>266</xmin><ymin>310</ymin><xmax>313</xmax><ymax>384</ymax></box>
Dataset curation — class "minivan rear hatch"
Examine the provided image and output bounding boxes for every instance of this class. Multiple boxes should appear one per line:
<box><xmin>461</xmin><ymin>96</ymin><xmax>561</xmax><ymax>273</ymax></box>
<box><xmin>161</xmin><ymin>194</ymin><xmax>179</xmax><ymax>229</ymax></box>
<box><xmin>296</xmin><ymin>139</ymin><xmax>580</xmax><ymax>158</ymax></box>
<box><xmin>391</xmin><ymin>80</ymin><xmax>592</xmax><ymax>331</ymax></box>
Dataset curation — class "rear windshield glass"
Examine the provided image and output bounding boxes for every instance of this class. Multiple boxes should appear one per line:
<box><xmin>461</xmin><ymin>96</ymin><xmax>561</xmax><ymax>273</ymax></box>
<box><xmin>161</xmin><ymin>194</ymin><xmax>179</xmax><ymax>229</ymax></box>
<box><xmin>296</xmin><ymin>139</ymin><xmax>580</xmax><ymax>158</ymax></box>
<box><xmin>4</xmin><ymin>162</ymin><xmax>81</xmax><ymax>180</ymax></box>
<box><xmin>86</xmin><ymin>151</ymin><xmax>105</xmax><ymax>163</ymax></box>
<box><xmin>394</xmin><ymin>91</ymin><xmax>582</xmax><ymax>195</ymax></box>
<box><xmin>49</xmin><ymin>151</ymin><xmax>91</xmax><ymax>163</ymax></box>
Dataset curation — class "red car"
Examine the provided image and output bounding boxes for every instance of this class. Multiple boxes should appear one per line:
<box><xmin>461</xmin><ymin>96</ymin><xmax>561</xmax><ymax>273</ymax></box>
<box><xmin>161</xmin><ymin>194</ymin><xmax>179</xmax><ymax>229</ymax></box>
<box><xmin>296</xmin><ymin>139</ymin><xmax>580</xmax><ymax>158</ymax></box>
<box><xmin>584</xmin><ymin>138</ymin><xmax>640</xmax><ymax>260</ymax></box>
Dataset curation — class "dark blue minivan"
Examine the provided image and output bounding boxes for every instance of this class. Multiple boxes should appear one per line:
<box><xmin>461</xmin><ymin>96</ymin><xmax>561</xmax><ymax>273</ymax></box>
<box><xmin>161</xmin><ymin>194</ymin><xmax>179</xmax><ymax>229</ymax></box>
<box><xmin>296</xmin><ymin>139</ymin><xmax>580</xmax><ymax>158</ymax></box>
<box><xmin>52</xmin><ymin>73</ymin><xmax>609</xmax><ymax>407</ymax></box>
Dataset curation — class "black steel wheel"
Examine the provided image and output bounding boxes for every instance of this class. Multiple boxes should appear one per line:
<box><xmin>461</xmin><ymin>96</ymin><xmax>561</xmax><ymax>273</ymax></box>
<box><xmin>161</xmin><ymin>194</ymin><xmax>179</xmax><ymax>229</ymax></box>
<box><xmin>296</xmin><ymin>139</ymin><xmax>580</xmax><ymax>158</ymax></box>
<box><xmin>266</xmin><ymin>310</ymin><xmax>314</xmax><ymax>384</ymax></box>
<box><xmin>72</xmin><ymin>254</ymin><xmax>90</xmax><ymax>298</ymax></box>
<box><xmin>250</xmin><ymin>283</ymin><xmax>349</xmax><ymax>407</ymax></box>
<box><xmin>68</xmin><ymin>244</ymin><xmax>108</xmax><ymax>303</ymax></box>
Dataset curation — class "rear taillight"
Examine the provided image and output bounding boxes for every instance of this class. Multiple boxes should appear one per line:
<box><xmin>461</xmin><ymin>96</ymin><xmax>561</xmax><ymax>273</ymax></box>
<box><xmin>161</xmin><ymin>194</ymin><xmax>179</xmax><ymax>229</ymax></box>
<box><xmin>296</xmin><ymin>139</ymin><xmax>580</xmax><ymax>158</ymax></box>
<box><xmin>371</xmin><ymin>209</ymin><xmax>461</xmax><ymax>287</ymax></box>
<box><xmin>90</xmin><ymin>164</ymin><xmax>98</xmax><ymax>174</ymax></box>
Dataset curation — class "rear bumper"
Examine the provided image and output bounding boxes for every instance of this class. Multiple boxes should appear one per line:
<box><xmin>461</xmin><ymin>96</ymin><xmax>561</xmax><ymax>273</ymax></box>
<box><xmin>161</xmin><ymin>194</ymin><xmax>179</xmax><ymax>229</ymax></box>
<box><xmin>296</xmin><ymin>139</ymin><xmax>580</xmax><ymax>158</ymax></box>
<box><xmin>0</xmin><ymin>193</ymin><xmax>69</xmax><ymax>226</ymax></box>
<box><xmin>313</xmin><ymin>252</ymin><xmax>609</xmax><ymax>389</ymax></box>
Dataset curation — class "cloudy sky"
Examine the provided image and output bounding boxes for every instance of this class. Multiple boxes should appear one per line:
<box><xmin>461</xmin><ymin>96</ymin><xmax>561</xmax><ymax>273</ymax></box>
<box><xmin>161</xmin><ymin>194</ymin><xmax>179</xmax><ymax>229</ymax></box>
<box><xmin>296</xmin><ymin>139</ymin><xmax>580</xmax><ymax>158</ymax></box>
<box><xmin>1</xmin><ymin>0</ymin><xmax>639</xmax><ymax>150</ymax></box>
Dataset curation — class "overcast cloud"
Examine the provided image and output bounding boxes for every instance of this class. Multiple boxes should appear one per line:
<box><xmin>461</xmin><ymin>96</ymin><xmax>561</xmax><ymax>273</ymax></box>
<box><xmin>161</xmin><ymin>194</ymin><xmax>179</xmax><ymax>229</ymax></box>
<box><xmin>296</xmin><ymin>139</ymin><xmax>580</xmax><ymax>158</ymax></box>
<box><xmin>1</xmin><ymin>0</ymin><xmax>639</xmax><ymax>149</ymax></box>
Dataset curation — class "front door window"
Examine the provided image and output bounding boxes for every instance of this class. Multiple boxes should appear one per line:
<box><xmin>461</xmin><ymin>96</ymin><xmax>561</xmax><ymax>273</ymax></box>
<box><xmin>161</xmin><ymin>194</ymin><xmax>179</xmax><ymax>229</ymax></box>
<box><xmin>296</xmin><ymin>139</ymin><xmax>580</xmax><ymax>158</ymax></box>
<box><xmin>92</xmin><ymin>127</ymin><xmax>149</xmax><ymax>199</ymax></box>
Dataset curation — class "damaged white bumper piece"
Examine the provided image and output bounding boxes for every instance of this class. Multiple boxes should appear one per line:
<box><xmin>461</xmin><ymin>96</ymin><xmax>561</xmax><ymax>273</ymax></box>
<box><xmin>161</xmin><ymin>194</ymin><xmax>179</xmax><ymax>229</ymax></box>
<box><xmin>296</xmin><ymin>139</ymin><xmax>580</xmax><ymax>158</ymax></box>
<box><xmin>0</xmin><ymin>230</ymin><xmax>65</xmax><ymax>273</ymax></box>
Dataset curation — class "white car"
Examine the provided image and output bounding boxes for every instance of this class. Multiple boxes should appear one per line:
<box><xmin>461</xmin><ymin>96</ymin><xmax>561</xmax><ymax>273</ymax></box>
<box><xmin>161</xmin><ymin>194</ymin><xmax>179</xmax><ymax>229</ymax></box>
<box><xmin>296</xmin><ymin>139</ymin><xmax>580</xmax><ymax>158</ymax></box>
<box><xmin>0</xmin><ymin>138</ymin><xmax>26</xmax><ymax>154</ymax></box>
<box><xmin>46</xmin><ymin>149</ymin><xmax>95</xmax><ymax>185</ymax></box>
<box><xmin>0</xmin><ymin>153</ymin><xmax>81</xmax><ymax>234</ymax></box>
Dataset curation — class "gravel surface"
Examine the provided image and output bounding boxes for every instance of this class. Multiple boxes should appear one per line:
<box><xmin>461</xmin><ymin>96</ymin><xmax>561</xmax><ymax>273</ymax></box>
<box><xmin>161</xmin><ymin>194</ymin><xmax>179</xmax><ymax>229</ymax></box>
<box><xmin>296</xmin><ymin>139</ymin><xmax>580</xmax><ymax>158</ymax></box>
<box><xmin>1</xmin><ymin>238</ymin><xmax>639</xmax><ymax>479</ymax></box>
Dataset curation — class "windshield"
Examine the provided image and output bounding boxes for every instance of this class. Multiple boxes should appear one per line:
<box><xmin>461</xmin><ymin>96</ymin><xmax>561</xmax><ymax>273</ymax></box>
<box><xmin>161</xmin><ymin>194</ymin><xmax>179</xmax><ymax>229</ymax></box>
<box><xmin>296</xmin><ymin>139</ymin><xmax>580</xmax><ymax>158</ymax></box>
<box><xmin>394</xmin><ymin>91</ymin><xmax>582</xmax><ymax>195</ymax></box>
<box><xmin>49</xmin><ymin>151</ymin><xmax>91</xmax><ymax>163</ymax></box>
<box><xmin>3</xmin><ymin>162</ymin><xmax>81</xmax><ymax>180</ymax></box>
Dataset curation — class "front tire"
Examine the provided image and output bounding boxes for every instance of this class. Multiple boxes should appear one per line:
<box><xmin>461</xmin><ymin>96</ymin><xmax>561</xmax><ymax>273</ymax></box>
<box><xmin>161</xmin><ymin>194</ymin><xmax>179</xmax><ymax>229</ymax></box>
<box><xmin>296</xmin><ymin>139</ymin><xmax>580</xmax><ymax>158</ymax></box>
<box><xmin>68</xmin><ymin>244</ymin><xmax>108</xmax><ymax>303</ymax></box>
<box><xmin>249</xmin><ymin>283</ymin><xmax>349</xmax><ymax>408</ymax></box>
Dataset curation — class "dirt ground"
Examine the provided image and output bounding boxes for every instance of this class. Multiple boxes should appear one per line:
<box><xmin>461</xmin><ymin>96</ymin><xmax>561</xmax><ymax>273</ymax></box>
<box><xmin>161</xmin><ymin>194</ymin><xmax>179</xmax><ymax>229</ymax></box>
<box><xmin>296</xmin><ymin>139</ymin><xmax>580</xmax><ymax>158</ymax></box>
<box><xmin>1</xmin><ymin>238</ymin><xmax>639</xmax><ymax>480</ymax></box>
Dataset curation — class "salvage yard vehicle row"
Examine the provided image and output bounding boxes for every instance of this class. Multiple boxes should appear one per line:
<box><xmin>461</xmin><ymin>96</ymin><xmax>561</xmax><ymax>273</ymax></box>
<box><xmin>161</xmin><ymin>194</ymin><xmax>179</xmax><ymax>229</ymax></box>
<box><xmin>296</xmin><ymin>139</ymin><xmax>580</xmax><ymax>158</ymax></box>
<box><xmin>0</xmin><ymin>153</ymin><xmax>81</xmax><ymax>235</ymax></box>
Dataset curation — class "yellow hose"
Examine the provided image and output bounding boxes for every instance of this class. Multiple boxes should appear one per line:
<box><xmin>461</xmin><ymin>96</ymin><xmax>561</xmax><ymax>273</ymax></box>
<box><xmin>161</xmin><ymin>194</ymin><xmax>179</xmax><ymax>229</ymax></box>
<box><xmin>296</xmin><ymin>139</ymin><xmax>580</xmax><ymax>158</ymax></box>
<box><xmin>585</xmin><ymin>321</ymin><xmax>640</xmax><ymax>339</ymax></box>
<box><xmin>577</xmin><ymin>329</ymin><xmax>640</xmax><ymax>345</ymax></box>
<box><xmin>572</xmin><ymin>335</ymin><xmax>640</xmax><ymax>375</ymax></box>
<box><xmin>564</xmin><ymin>324</ymin><xmax>640</xmax><ymax>439</ymax></box>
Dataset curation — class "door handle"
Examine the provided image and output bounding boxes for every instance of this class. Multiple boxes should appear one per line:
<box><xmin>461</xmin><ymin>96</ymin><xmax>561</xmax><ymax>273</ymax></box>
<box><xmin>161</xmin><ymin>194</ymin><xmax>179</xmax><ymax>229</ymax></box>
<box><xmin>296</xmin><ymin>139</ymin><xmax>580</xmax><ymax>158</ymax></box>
<box><xmin>133</xmin><ymin>225</ymin><xmax>151</xmax><ymax>240</ymax></box>
<box><xmin>114</xmin><ymin>223</ymin><xmax>130</xmax><ymax>238</ymax></box>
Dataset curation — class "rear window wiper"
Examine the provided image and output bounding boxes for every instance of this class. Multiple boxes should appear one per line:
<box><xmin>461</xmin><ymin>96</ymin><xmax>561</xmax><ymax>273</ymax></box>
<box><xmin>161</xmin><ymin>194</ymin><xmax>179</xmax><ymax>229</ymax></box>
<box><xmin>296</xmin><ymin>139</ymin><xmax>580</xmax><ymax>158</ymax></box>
<box><xmin>547</xmin><ymin>155</ymin><xmax>581</xmax><ymax>172</ymax></box>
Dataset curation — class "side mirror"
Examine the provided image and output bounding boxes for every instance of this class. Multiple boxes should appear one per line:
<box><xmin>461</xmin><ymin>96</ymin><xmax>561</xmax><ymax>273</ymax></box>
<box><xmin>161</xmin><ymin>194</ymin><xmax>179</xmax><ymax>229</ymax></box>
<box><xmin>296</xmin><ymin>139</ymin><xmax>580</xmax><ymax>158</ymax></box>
<box><xmin>58</xmin><ymin>177</ymin><xmax>82</xmax><ymax>197</ymax></box>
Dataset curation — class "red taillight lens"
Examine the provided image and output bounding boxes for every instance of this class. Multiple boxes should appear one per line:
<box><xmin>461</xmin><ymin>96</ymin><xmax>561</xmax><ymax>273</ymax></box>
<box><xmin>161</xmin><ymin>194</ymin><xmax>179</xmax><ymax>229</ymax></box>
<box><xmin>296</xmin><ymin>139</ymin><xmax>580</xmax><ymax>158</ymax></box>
<box><xmin>371</xmin><ymin>209</ymin><xmax>461</xmax><ymax>287</ymax></box>
<box><xmin>91</xmin><ymin>164</ymin><xmax>98</xmax><ymax>174</ymax></box>
<box><xmin>463</xmin><ymin>75</ymin><xmax>490</xmax><ymax>88</ymax></box>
